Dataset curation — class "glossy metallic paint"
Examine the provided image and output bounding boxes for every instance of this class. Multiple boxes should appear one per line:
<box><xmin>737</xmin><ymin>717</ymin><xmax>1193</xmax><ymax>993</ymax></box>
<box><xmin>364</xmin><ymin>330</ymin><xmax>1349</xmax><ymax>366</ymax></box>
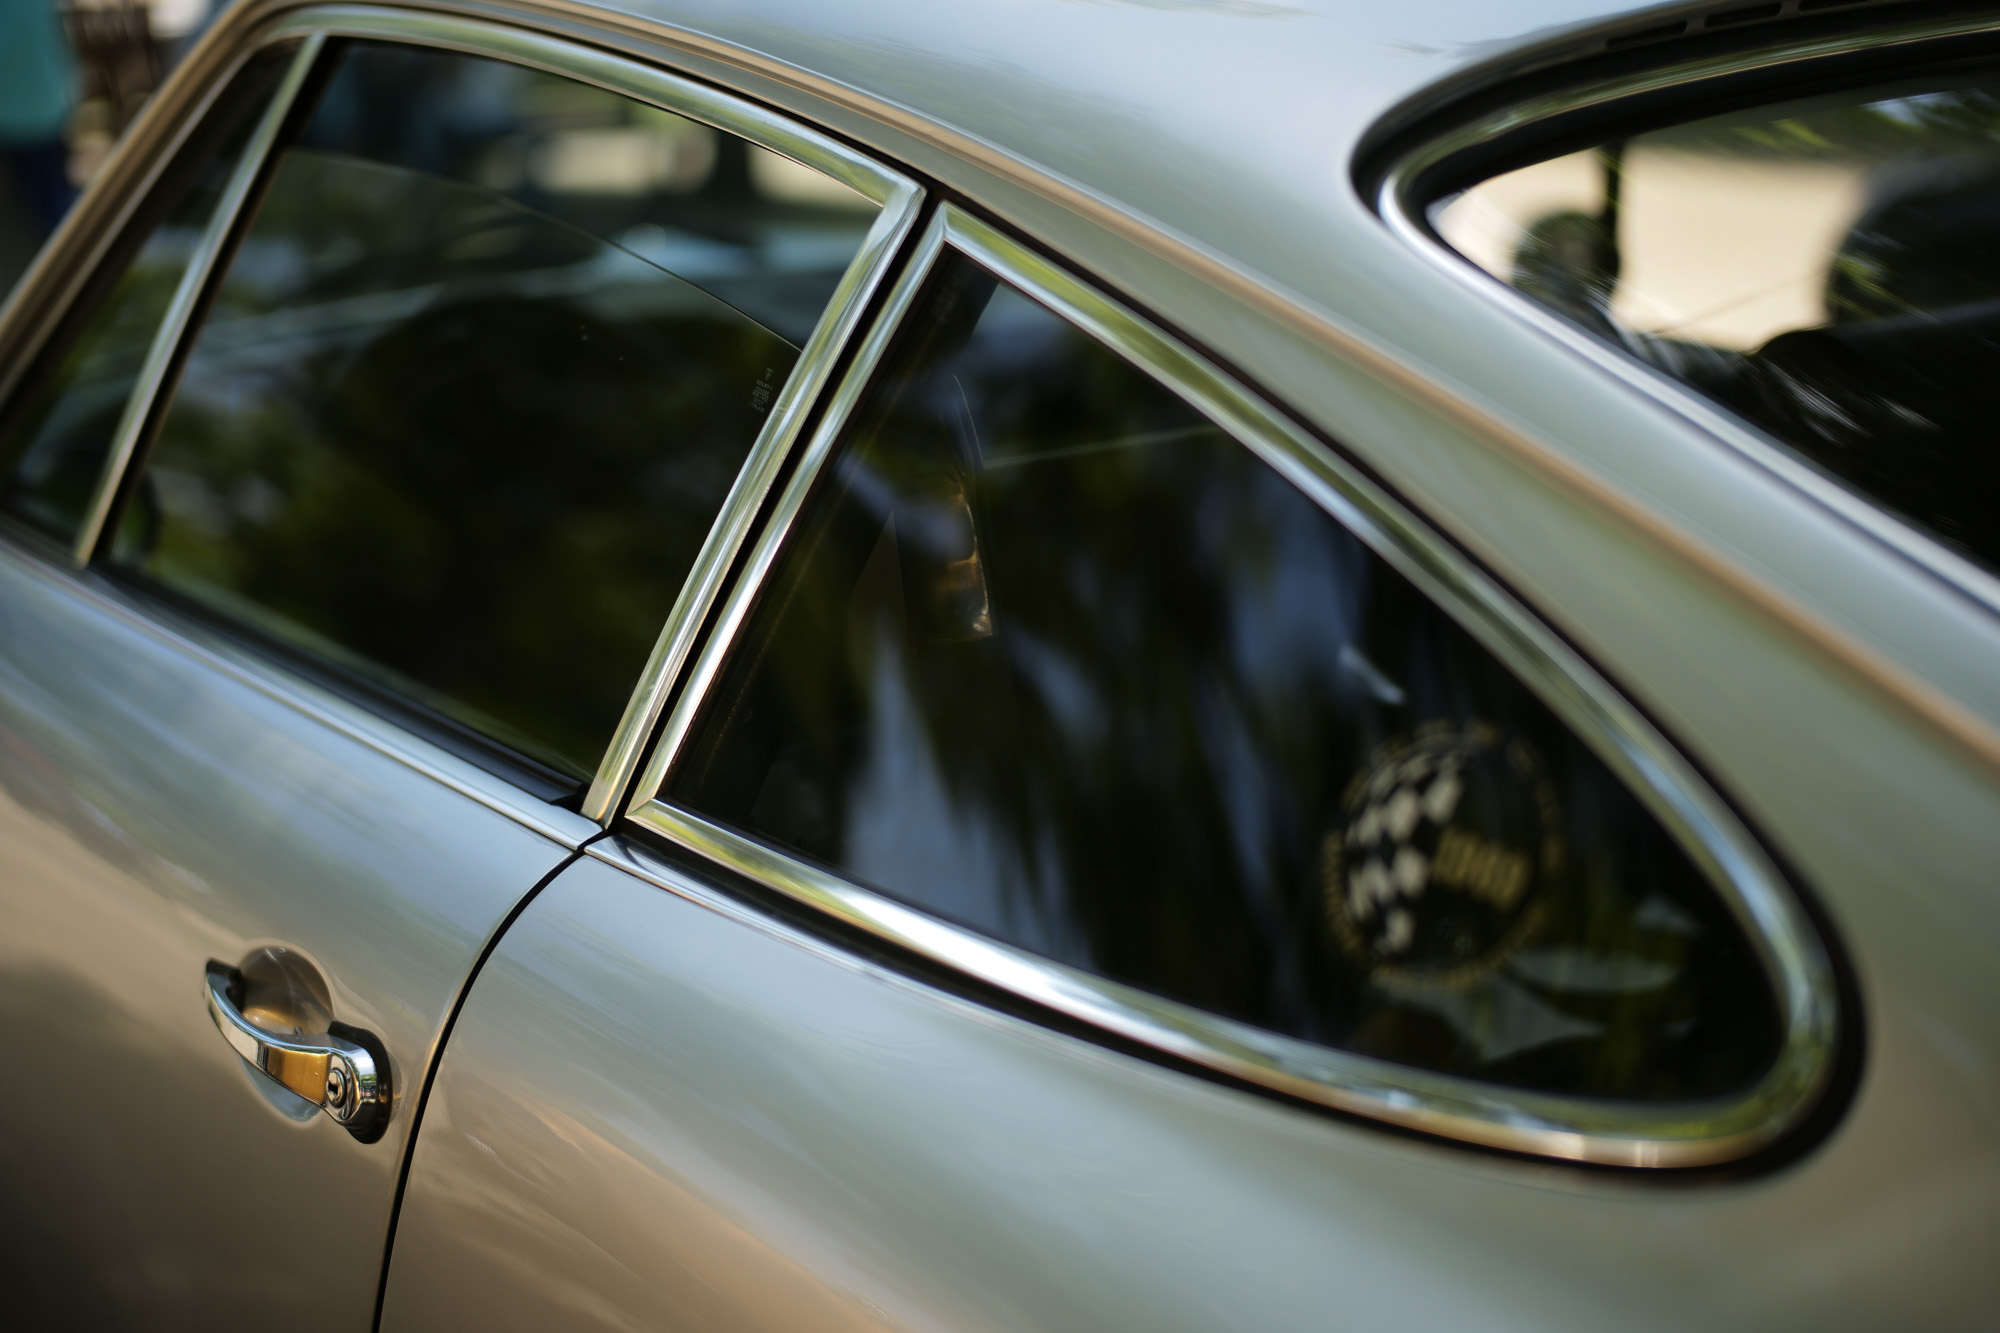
<box><xmin>378</xmin><ymin>846</ymin><xmax>1942</xmax><ymax>1332</ymax></box>
<box><xmin>0</xmin><ymin>545</ymin><xmax>577</xmax><ymax>1326</ymax></box>
<box><xmin>6</xmin><ymin>0</ymin><xmax>2000</xmax><ymax>1325</ymax></box>
<box><xmin>360</xmin><ymin>0</ymin><xmax>2000</xmax><ymax>1318</ymax></box>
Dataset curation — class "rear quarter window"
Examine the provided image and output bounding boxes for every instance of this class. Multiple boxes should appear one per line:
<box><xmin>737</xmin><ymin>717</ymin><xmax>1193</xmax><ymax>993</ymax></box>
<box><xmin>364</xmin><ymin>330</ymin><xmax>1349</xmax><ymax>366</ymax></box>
<box><xmin>663</xmin><ymin>241</ymin><xmax>1820</xmax><ymax>1122</ymax></box>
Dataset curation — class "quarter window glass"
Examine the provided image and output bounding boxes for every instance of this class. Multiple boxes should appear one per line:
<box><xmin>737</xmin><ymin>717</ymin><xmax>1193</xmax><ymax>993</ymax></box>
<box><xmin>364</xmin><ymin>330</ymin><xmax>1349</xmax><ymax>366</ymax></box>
<box><xmin>669</xmin><ymin>253</ymin><xmax>1781</xmax><ymax>1101</ymax></box>
<box><xmin>1434</xmin><ymin>74</ymin><xmax>2000</xmax><ymax>574</ymax></box>
<box><xmin>111</xmin><ymin>42</ymin><xmax>880</xmax><ymax>789</ymax></box>
<box><xmin>0</xmin><ymin>47</ymin><xmax>293</xmax><ymax>544</ymax></box>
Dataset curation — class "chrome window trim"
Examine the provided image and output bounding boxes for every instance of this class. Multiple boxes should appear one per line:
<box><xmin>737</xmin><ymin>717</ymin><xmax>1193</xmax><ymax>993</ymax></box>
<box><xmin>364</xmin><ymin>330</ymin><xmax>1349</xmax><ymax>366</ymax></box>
<box><xmin>70</xmin><ymin>34</ymin><xmax>326</xmax><ymax>565</ymax></box>
<box><xmin>0</xmin><ymin>532</ymin><xmax>600</xmax><ymax>849</ymax></box>
<box><xmin>1377</xmin><ymin>11</ymin><xmax>2000</xmax><ymax>623</ymax></box>
<box><xmin>630</xmin><ymin>207</ymin><xmax>947</xmax><ymax>802</ymax></box>
<box><xmin>625</xmin><ymin>203</ymin><xmax>1840</xmax><ymax>1168</ymax></box>
<box><xmin>244</xmin><ymin>6</ymin><xmax>927</xmax><ymax>826</ymax></box>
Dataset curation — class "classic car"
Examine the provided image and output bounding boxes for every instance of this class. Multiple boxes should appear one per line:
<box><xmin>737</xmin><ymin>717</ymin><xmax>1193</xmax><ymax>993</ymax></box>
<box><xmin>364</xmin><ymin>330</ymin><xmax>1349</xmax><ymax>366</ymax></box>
<box><xmin>1</xmin><ymin>0</ymin><xmax>1994</xmax><ymax>1327</ymax></box>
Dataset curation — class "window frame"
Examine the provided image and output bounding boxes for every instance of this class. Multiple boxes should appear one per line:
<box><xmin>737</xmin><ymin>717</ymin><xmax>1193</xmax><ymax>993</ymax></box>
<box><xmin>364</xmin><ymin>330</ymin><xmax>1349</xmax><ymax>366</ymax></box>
<box><xmin>1374</xmin><ymin>7</ymin><xmax>2000</xmax><ymax>626</ymax></box>
<box><xmin>0</xmin><ymin>5</ymin><xmax>923</xmax><ymax>824</ymax></box>
<box><xmin>620</xmin><ymin>202</ymin><xmax>1842</xmax><ymax>1168</ymax></box>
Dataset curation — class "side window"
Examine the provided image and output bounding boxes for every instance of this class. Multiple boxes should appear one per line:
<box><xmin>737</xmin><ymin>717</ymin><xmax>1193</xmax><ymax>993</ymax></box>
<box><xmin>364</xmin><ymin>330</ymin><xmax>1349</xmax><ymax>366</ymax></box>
<box><xmin>104</xmin><ymin>41</ymin><xmax>883</xmax><ymax>793</ymax></box>
<box><xmin>664</xmin><ymin>249</ymin><xmax>1792</xmax><ymax>1096</ymax></box>
<box><xmin>666</xmin><ymin>250</ymin><xmax>1788</xmax><ymax>1104</ymax></box>
<box><xmin>1431</xmin><ymin>70</ymin><xmax>2000</xmax><ymax>576</ymax></box>
<box><xmin>0</xmin><ymin>46</ymin><xmax>295</xmax><ymax>544</ymax></box>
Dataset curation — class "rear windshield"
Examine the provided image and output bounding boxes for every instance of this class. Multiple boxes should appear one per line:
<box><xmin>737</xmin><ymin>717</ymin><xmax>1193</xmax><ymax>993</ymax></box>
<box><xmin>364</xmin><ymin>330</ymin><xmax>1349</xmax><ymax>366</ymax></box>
<box><xmin>1433</xmin><ymin>69</ymin><xmax>2000</xmax><ymax>575</ymax></box>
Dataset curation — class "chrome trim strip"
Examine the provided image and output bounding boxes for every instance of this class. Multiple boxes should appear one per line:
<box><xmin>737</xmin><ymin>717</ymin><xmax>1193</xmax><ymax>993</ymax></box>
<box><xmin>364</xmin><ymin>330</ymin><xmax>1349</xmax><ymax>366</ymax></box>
<box><xmin>248</xmin><ymin>7</ymin><xmax>925</xmax><ymax>825</ymax></box>
<box><xmin>1379</xmin><ymin>12</ymin><xmax>2000</xmax><ymax>622</ymax></box>
<box><xmin>70</xmin><ymin>33</ymin><xmax>325</xmax><ymax>566</ymax></box>
<box><xmin>0</xmin><ymin>535</ymin><xmax>599</xmax><ymax>849</ymax></box>
<box><xmin>628</xmin><ymin>203</ymin><xmax>1838</xmax><ymax>1167</ymax></box>
<box><xmin>582</xmin><ymin>178</ymin><xmax>921</xmax><ymax>822</ymax></box>
<box><xmin>577</xmin><ymin>211</ymin><xmax>922</xmax><ymax>819</ymax></box>
<box><xmin>630</xmin><ymin>208</ymin><xmax>950</xmax><ymax>804</ymax></box>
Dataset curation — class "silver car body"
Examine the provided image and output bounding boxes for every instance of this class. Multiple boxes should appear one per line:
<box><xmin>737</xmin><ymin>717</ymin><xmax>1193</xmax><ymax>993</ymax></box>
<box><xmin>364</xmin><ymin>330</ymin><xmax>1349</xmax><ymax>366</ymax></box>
<box><xmin>1</xmin><ymin>0</ymin><xmax>1995</xmax><ymax>1328</ymax></box>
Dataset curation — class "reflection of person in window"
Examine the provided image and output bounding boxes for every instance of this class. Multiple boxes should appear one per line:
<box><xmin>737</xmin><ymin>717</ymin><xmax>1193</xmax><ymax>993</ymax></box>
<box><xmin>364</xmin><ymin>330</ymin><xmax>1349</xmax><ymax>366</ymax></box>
<box><xmin>0</xmin><ymin>0</ymin><xmax>79</xmax><ymax>239</ymax></box>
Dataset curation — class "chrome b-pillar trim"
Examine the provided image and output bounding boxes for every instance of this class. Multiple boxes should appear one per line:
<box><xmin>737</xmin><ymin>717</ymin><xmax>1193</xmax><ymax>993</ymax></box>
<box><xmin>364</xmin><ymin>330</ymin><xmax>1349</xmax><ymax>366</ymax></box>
<box><xmin>70</xmin><ymin>32</ymin><xmax>326</xmax><ymax>567</ymax></box>
<box><xmin>578</xmin><ymin>178</ymin><xmax>922</xmax><ymax>824</ymax></box>
<box><xmin>625</xmin><ymin>203</ymin><xmax>1840</xmax><ymax>1168</ymax></box>
<box><xmin>628</xmin><ymin>207</ymin><xmax>950</xmax><ymax>804</ymax></box>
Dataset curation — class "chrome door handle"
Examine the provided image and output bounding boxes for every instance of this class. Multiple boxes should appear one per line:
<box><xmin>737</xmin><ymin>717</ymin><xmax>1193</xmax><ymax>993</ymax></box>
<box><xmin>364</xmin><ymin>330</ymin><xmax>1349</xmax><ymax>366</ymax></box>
<box><xmin>205</xmin><ymin>961</ymin><xmax>390</xmax><ymax>1136</ymax></box>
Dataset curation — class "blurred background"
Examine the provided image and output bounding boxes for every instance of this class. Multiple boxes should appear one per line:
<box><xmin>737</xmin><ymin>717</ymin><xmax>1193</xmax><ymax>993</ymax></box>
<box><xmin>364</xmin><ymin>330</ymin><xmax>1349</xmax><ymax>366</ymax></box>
<box><xmin>1</xmin><ymin>0</ymin><xmax>220</xmax><ymax>300</ymax></box>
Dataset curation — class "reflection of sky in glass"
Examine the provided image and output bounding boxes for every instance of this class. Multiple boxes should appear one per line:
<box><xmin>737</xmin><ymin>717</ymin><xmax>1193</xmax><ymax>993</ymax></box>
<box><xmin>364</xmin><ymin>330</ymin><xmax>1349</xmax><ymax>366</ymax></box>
<box><xmin>1436</xmin><ymin>146</ymin><xmax>1867</xmax><ymax>349</ymax></box>
<box><xmin>1436</xmin><ymin>85</ymin><xmax>2000</xmax><ymax>348</ymax></box>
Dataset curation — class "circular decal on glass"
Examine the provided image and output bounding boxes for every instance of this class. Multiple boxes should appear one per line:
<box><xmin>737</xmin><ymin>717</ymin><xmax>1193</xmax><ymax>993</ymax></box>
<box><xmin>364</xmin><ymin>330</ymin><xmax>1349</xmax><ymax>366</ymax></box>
<box><xmin>1322</xmin><ymin>721</ymin><xmax>1563</xmax><ymax>987</ymax></box>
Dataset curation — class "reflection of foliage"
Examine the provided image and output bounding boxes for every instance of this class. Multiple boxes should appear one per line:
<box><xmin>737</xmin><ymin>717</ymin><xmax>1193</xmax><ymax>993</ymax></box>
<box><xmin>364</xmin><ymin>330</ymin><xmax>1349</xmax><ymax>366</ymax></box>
<box><xmin>1826</xmin><ymin>156</ymin><xmax>2000</xmax><ymax>322</ymax></box>
<box><xmin>675</xmin><ymin>255</ymin><xmax>1779</xmax><ymax>1100</ymax></box>
<box><xmin>1658</xmin><ymin>86</ymin><xmax>2000</xmax><ymax>160</ymax></box>
<box><xmin>0</xmin><ymin>50</ymin><xmax>292</xmax><ymax>542</ymax></box>
<box><xmin>122</xmin><ymin>151</ymin><xmax>795</xmax><ymax>781</ymax></box>
<box><xmin>216</xmin><ymin>151</ymin><xmax>605</xmax><ymax>320</ymax></box>
<box><xmin>1662</xmin><ymin>80</ymin><xmax>2000</xmax><ymax>572</ymax></box>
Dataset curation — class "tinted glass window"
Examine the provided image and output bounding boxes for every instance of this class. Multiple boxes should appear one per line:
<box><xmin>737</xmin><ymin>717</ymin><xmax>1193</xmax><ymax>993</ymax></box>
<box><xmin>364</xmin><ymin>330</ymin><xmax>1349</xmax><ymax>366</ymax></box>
<box><xmin>0</xmin><ymin>47</ymin><xmax>293</xmax><ymax>544</ymax></box>
<box><xmin>670</xmin><ymin>253</ymin><xmax>1780</xmax><ymax>1101</ymax></box>
<box><xmin>1434</xmin><ymin>71</ymin><xmax>2000</xmax><ymax>575</ymax></box>
<box><xmin>110</xmin><ymin>42</ymin><xmax>880</xmax><ymax>789</ymax></box>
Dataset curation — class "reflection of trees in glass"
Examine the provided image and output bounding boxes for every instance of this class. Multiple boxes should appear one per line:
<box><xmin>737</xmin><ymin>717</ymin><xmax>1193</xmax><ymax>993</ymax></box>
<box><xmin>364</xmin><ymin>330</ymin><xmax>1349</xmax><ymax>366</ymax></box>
<box><xmin>1659</xmin><ymin>87</ymin><xmax>2000</xmax><ymax>159</ymax></box>
<box><xmin>121</xmin><ymin>150</ymin><xmax>796</xmax><ymax>783</ymax></box>
<box><xmin>103</xmin><ymin>37</ymin><xmax>889</xmax><ymax>787</ymax></box>
<box><xmin>0</xmin><ymin>251</ymin><xmax>191</xmax><ymax>538</ymax></box>
<box><xmin>0</xmin><ymin>49</ymin><xmax>292</xmax><ymax>542</ymax></box>
<box><xmin>675</xmin><ymin>256</ymin><xmax>1779</xmax><ymax>1100</ymax></box>
<box><xmin>1694</xmin><ymin>83</ymin><xmax>2000</xmax><ymax>570</ymax></box>
<box><xmin>1650</xmin><ymin>86</ymin><xmax>2000</xmax><ymax>322</ymax></box>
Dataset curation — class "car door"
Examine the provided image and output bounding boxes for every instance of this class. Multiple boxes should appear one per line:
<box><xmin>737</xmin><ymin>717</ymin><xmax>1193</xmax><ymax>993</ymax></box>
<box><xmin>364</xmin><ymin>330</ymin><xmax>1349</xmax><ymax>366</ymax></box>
<box><xmin>374</xmin><ymin>203</ymin><xmax>1854</xmax><ymax>1330</ymax></box>
<box><xmin>0</xmin><ymin>10</ymin><xmax>914</xmax><ymax>1328</ymax></box>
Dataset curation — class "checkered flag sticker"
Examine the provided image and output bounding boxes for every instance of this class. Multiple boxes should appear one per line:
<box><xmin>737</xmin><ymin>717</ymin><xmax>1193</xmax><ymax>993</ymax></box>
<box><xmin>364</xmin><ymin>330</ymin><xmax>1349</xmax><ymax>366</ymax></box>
<box><xmin>1323</xmin><ymin>722</ymin><xmax>1563</xmax><ymax>986</ymax></box>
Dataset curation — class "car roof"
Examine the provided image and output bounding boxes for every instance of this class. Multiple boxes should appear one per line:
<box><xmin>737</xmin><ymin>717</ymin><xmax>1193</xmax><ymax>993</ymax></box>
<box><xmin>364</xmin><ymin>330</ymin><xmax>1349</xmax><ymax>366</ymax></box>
<box><xmin>597</xmin><ymin>0</ymin><xmax>1683</xmax><ymax>277</ymax></box>
<box><xmin>576</xmin><ymin>0</ymin><xmax>1880</xmax><ymax>398</ymax></box>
